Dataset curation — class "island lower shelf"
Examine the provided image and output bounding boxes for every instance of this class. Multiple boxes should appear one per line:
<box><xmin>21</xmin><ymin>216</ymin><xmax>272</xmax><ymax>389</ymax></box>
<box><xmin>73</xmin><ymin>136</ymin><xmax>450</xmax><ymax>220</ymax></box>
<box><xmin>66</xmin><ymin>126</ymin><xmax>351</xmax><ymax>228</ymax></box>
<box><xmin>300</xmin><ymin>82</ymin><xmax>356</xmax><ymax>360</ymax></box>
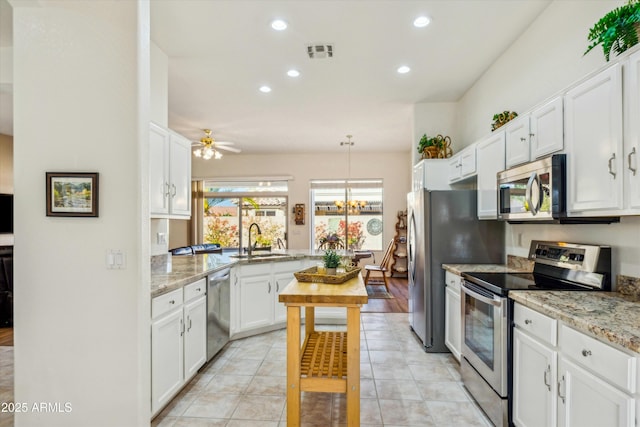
<box><xmin>300</xmin><ymin>330</ymin><xmax>349</xmax><ymax>393</ymax></box>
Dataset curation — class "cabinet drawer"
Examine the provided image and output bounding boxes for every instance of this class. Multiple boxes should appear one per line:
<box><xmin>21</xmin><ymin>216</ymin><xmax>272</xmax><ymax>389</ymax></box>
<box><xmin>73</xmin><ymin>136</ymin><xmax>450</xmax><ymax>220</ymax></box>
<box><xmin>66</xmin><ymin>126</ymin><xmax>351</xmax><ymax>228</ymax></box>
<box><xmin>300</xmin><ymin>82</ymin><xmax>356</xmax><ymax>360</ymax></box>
<box><xmin>184</xmin><ymin>278</ymin><xmax>206</xmax><ymax>302</ymax></box>
<box><xmin>513</xmin><ymin>303</ymin><xmax>557</xmax><ymax>346</ymax></box>
<box><xmin>445</xmin><ymin>271</ymin><xmax>462</xmax><ymax>292</ymax></box>
<box><xmin>152</xmin><ymin>288</ymin><xmax>183</xmax><ymax>319</ymax></box>
<box><xmin>560</xmin><ymin>324</ymin><xmax>636</xmax><ymax>393</ymax></box>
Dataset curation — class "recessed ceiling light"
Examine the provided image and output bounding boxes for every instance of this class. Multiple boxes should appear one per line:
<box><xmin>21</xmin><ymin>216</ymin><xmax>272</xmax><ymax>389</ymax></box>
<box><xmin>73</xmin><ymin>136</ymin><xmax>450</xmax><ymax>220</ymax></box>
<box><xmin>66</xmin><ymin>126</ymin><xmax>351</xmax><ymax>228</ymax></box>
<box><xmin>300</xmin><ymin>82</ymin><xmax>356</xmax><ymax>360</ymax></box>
<box><xmin>397</xmin><ymin>65</ymin><xmax>411</xmax><ymax>74</ymax></box>
<box><xmin>271</xmin><ymin>19</ymin><xmax>288</xmax><ymax>31</ymax></box>
<box><xmin>259</xmin><ymin>85</ymin><xmax>272</xmax><ymax>93</ymax></box>
<box><xmin>287</xmin><ymin>69</ymin><xmax>300</xmax><ymax>77</ymax></box>
<box><xmin>413</xmin><ymin>16</ymin><xmax>431</xmax><ymax>28</ymax></box>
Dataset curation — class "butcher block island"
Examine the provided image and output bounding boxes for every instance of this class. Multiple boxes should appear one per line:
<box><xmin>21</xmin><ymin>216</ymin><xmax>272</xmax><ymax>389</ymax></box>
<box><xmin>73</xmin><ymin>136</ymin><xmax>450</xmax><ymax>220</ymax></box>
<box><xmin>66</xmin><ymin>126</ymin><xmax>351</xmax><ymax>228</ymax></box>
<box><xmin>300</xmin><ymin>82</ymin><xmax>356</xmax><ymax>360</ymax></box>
<box><xmin>279</xmin><ymin>273</ymin><xmax>368</xmax><ymax>427</ymax></box>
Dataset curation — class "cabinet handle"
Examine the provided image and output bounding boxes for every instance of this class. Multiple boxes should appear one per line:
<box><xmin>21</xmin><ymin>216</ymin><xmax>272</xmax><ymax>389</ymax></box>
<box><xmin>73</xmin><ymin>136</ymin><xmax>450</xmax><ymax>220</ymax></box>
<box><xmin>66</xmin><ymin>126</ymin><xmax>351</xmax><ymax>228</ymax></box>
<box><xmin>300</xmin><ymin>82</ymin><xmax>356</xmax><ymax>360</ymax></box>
<box><xmin>165</xmin><ymin>182</ymin><xmax>171</xmax><ymax>197</ymax></box>
<box><xmin>180</xmin><ymin>318</ymin><xmax>184</xmax><ymax>337</ymax></box>
<box><xmin>581</xmin><ymin>349</ymin><xmax>592</xmax><ymax>357</ymax></box>
<box><xmin>524</xmin><ymin>319</ymin><xmax>532</xmax><ymax>325</ymax></box>
<box><xmin>558</xmin><ymin>375</ymin><xmax>566</xmax><ymax>404</ymax></box>
<box><xmin>520</xmin><ymin>137</ymin><xmax>527</xmax><ymax>142</ymax></box>
<box><xmin>628</xmin><ymin>147</ymin><xmax>637</xmax><ymax>176</ymax></box>
<box><xmin>276</xmin><ymin>281</ymin><xmax>280</xmax><ymax>292</ymax></box>
<box><xmin>169</xmin><ymin>300</ymin><xmax>175</xmax><ymax>305</ymax></box>
<box><xmin>608</xmin><ymin>153</ymin><xmax>617</xmax><ymax>178</ymax></box>
<box><xmin>170</xmin><ymin>183</ymin><xmax>177</xmax><ymax>197</ymax></box>
<box><xmin>543</xmin><ymin>365</ymin><xmax>551</xmax><ymax>391</ymax></box>
<box><xmin>268</xmin><ymin>282</ymin><xmax>271</xmax><ymax>293</ymax></box>
<box><xmin>188</xmin><ymin>317</ymin><xmax>192</xmax><ymax>332</ymax></box>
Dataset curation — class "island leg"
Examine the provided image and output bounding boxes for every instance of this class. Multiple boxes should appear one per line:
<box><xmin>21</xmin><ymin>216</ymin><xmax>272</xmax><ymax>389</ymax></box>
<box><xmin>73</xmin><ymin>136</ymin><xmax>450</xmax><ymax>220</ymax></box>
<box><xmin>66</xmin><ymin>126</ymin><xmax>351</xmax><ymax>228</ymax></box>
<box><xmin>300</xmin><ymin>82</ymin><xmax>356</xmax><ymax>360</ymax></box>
<box><xmin>286</xmin><ymin>305</ymin><xmax>301</xmax><ymax>426</ymax></box>
<box><xmin>346</xmin><ymin>305</ymin><xmax>360</xmax><ymax>426</ymax></box>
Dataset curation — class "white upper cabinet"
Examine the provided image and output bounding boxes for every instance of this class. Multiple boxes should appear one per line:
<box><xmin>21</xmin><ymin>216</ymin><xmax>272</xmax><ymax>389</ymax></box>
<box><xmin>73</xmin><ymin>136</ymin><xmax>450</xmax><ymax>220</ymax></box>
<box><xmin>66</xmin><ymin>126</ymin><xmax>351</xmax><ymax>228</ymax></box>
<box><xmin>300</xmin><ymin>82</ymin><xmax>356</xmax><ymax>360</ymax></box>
<box><xmin>530</xmin><ymin>97</ymin><xmax>564</xmax><ymax>159</ymax></box>
<box><xmin>150</xmin><ymin>122</ymin><xmax>192</xmax><ymax>218</ymax></box>
<box><xmin>476</xmin><ymin>131</ymin><xmax>505</xmax><ymax>219</ymax></box>
<box><xmin>624</xmin><ymin>50</ymin><xmax>640</xmax><ymax>212</ymax></box>
<box><xmin>505</xmin><ymin>115</ymin><xmax>531</xmax><ymax>168</ymax></box>
<box><xmin>564</xmin><ymin>64</ymin><xmax>624</xmax><ymax>215</ymax></box>
<box><xmin>505</xmin><ymin>97</ymin><xmax>563</xmax><ymax>169</ymax></box>
<box><xmin>448</xmin><ymin>144</ymin><xmax>477</xmax><ymax>183</ymax></box>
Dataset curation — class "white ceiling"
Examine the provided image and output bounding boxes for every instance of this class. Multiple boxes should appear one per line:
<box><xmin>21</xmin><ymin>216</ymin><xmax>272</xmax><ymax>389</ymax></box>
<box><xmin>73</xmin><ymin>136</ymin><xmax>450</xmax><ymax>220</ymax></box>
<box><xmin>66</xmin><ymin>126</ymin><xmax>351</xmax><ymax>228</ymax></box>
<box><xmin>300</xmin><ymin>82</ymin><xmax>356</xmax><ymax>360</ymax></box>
<box><xmin>0</xmin><ymin>1</ymin><xmax>553</xmax><ymax>154</ymax></box>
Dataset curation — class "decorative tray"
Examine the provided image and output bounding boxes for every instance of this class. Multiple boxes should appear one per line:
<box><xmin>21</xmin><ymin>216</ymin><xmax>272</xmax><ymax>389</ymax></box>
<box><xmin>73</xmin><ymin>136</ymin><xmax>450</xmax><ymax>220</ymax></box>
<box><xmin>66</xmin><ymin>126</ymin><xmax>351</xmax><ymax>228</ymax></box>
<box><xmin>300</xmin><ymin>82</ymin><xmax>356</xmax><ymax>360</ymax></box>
<box><xmin>294</xmin><ymin>266</ymin><xmax>361</xmax><ymax>284</ymax></box>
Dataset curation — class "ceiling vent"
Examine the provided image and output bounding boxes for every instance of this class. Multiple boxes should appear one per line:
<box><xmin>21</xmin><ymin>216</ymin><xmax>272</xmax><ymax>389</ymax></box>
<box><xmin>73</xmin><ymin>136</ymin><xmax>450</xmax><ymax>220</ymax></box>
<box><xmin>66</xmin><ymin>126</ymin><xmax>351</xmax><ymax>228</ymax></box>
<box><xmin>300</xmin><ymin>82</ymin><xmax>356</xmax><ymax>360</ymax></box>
<box><xmin>307</xmin><ymin>44</ymin><xmax>334</xmax><ymax>59</ymax></box>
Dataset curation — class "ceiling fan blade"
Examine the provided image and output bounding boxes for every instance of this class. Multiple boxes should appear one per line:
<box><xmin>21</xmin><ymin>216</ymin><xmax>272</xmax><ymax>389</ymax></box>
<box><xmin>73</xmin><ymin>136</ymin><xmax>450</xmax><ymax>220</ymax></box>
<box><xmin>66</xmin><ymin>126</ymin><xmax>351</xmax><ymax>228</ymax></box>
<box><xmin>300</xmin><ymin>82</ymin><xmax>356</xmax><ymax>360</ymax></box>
<box><xmin>216</xmin><ymin>145</ymin><xmax>242</xmax><ymax>153</ymax></box>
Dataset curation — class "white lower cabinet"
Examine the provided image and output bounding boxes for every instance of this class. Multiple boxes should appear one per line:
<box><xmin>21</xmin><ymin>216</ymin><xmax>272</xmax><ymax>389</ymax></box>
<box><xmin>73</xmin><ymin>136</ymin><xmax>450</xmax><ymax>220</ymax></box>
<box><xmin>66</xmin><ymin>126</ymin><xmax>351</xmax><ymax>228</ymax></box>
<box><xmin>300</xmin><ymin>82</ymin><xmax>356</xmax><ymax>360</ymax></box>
<box><xmin>512</xmin><ymin>302</ymin><xmax>638</xmax><ymax>427</ymax></box>
<box><xmin>557</xmin><ymin>357</ymin><xmax>635</xmax><ymax>427</ymax></box>
<box><xmin>444</xmin><ymin>271</ymin><xmax>461</xmax><ymax>361</ymax></box>
<box><xmin>513</xmin><ymin>328</ymin><xmax>557</xmax><ymax>427</ymax></box>
<box><xmin>151</xmin><ymin>279</ymin><xmax>207</xmax><ymax>416</ymax></box>
<box><xmin>231</xmin><ymin>260</ymin><xmax>304</xmax><ymax>337</ymax></box>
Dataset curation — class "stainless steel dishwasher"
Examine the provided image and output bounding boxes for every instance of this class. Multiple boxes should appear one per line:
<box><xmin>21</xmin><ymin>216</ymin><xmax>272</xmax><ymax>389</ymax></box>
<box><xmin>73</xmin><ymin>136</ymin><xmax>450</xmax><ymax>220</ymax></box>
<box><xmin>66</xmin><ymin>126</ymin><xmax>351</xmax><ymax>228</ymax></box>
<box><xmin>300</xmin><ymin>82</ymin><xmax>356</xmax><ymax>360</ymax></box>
<box><xmin>207</xmin><ymin>267</ymin><xmax>231</xmax><ymax>361</ymax></box>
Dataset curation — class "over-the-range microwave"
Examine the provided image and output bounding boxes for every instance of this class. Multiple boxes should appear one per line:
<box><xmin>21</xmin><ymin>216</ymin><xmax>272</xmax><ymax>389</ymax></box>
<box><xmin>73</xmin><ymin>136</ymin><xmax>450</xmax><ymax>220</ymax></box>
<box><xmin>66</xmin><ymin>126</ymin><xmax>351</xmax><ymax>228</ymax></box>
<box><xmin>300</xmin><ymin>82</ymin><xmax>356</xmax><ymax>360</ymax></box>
<box><xmin>497</xmin><ymin>154</ymin><xmax>619</xmax><ymax>224</ymax></box>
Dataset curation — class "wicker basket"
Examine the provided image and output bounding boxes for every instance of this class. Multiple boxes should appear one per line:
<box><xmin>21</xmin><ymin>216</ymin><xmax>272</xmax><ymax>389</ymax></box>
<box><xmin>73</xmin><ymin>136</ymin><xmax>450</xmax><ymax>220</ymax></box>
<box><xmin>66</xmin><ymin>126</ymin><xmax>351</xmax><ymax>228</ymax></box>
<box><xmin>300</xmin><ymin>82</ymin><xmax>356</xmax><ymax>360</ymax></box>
<box><xmin>294</xmin><ymin>266</ymin><xmax>361</xmax><ymax>284</ymax></box>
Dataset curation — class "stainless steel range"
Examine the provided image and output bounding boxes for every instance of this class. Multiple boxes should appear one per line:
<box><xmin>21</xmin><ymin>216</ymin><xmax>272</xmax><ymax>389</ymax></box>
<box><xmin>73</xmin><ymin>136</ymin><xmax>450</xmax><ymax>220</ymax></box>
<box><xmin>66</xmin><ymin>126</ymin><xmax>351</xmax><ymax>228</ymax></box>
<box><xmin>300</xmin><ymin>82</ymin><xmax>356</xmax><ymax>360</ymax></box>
<box><xmin>460</xmin><ymin>241</ymin><xmax>612</xmax><ymax>427</ymax></box>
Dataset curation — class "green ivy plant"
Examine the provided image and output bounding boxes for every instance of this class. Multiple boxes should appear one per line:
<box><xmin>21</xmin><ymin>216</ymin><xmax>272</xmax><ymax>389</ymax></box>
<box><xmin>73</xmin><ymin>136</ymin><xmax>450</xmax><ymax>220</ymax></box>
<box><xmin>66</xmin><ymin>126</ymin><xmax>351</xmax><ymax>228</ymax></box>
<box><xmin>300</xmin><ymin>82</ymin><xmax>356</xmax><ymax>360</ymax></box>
<box><xmin>585</xmin><ymin>0</ymin><xmax>640</xmax><ymax>62</ymax></box>
<box><xmin>417</xmin><ymin>134</ymin><xmax>438</xmax><ymax>153</ymax></box>
<box><xmin>323</xmin><ymin>249</ymin><xmax>341</xmax><ymax>269</ymax></box>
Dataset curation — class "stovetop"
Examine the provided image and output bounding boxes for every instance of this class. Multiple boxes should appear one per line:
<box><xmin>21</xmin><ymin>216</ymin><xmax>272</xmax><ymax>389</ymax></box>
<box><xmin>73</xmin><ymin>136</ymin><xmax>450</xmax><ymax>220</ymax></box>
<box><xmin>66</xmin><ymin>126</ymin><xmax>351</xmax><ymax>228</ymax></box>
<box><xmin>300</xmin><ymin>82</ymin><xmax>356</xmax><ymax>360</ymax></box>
<box><xmin>461</xmin><ymin>240</ymin><xmax>612</xmax><ymax>297</ymax></box>
<box><xmin>461</xmin><ymin>271</ymin><xmax>594</xmax><ymax>296</ymax></box>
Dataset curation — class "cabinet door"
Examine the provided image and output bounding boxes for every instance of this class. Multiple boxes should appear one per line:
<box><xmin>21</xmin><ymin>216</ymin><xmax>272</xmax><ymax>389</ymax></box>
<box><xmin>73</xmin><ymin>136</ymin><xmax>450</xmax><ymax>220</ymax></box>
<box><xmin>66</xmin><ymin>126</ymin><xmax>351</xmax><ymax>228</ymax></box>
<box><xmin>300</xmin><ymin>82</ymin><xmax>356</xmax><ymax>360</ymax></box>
<box><xmin>513</xmin><ymin>328</ymin><xmax>557</xmax><ymax>427</ymax></box>
<box><xmin>151</xmin><ymin>308</ymin><xmax>184</xmax><ymax>415</ymax></box>
<box><xmin>625</xmin><ymin>50</ymin><xmax>640</xmax><ymax>210</ymax></box>
<box><xmin>558</xmin><ymin>357</ymin><xmax>634</xmax><ymax>427</ymax></box>
<box><xmin>530</xmin><ymin>97</ymin><xmax>564</xmax><ymax>159</ymax></box>
<box><xmin>444</xmin><ymin>285</ymin><xmax>461</xmax><ymax>362</ymax></box>
<box><xmin>505</xmin><ymin>115</ymin><xmax>531</xmax><ymax>168</ymax></box>
<box><xmin>238</xmin><ymin>275</ymin><xmax>273</xmax><ymax>331</ymax></box>
<box><xmin>565</xmin><ymin>64</ymin><xmax>624</xmax><ymax>214</ymax></box>
<box><xmin>448</xmin><ymin>156</ymin><xmax>461</xmax><ymax>182</ymax></box>
<box><xmin>476</xmin><ymin>131</ymin><xmax>506</xmax><ymax>219</ymax></box>
<box><xmin>168</xmin><ymin>132</ymin><xmax>192</xmax><ymax>217</ymax></box>
<box><xmin>183</xmin><ymin>296</ymin><xmax>207</xmax><ymax>379</ymax></box>
<box><xmin>459</xmin><ymin>145</ymin><xmax>477</xmax><ymax>179</ymax></box>
<box><xmin>150</xmin><ymin>123</ymin><xmax>169</xmax><ymax>215</ymax></box>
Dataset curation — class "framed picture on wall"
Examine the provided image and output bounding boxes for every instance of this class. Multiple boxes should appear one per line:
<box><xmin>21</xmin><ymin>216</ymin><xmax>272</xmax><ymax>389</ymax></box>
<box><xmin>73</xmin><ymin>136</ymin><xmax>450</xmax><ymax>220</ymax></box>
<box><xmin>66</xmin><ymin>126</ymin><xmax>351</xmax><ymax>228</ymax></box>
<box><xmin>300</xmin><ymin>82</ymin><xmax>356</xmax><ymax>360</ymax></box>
<box><xmin>46</xmin><ymin>172</ymin><xmax>99</xmax><ymax>217</ymax></box>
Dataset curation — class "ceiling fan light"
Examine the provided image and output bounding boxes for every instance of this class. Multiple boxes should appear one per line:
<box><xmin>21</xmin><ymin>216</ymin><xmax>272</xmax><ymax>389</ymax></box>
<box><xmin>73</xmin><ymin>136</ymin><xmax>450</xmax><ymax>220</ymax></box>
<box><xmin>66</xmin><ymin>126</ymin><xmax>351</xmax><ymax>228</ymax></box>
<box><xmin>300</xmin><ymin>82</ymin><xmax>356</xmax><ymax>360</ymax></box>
<box><xmin>214</xmin><ymin>150</ymin><xmax>223</xmax><ymax>160</ymax></box>
<box><xmin>193</xmin><ymin>148</ymin><xmax>202</xmax><ymax>157</ymax></box>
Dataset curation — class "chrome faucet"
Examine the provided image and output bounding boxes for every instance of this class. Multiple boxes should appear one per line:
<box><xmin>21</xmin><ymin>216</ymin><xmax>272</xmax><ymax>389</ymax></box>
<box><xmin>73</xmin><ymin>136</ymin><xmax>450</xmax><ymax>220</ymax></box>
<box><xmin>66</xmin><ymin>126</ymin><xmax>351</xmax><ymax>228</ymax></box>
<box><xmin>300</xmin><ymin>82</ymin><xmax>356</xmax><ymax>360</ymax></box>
<box><xmin>247</xmin><ymin>222</ymin><xmax>262</xmax><ymax>257</ymax></box>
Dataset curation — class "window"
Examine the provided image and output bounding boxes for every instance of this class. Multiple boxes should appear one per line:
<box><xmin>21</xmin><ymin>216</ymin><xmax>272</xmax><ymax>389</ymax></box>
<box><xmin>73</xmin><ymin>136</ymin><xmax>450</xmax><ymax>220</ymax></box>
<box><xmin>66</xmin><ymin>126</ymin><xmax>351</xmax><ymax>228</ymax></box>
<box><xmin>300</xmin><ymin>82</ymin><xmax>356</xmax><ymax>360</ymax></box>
<box><xmin>310</xmin><ymin>179</ymin><xmax>383</xmax><ymax>251</ymax></box>
<box><xmin>195</xmin><ymin>180</ymin><xmax>289</xmax><ymax>252</ymax></box>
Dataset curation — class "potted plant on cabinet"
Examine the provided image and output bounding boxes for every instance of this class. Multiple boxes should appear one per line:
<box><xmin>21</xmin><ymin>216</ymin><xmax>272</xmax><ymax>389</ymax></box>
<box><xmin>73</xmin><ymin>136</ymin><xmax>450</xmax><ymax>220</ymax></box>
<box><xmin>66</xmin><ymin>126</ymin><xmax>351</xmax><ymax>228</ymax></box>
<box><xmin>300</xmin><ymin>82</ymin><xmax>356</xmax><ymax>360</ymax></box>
<box><xmin>323</xmin><ymin>249</ymin><xmax>341</xmax><ymax>275</ymax></box>
<box><xmin>584</xmin><ymin>0</ymin><xmax>640</xmax><ymax>61</ymax></box>
<box><xmin>418</xmin><ymin>134</ymin><xmax>439</xmax><ymax>159</ymax></box>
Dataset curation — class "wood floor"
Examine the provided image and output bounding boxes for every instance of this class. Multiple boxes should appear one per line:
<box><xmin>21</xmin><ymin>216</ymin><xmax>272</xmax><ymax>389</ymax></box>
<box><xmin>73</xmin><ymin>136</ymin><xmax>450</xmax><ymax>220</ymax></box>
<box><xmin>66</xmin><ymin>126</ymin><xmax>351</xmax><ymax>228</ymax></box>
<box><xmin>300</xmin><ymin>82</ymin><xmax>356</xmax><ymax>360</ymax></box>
<box><xmin>362</xmin><ymin>276</ymin><xmax>408</xmax><ymax>314</ymax></box>
<box><xmin>0</xmin><ymin>327</ymin><xmax>13</xmax><ymax>346</ymax></box>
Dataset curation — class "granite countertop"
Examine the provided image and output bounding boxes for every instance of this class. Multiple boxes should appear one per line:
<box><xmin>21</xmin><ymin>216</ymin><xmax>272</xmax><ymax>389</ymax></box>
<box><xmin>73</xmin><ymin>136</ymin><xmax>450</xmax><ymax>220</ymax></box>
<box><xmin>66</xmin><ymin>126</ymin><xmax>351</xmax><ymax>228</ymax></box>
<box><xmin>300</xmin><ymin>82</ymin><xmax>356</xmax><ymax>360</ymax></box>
<box><xmin>151</xmin><ymin>250</ymin><xmax>325</xmax><ymax>298</ymax></box>
<box><xmin>443</xmin><ymin>255</ymin><xmax>534</xmax><ymax>275</ymax></box>
<box><xmin>510</xmin><ymin>290</ymin><xmax>640</xmax><ymax>354</ymax></box>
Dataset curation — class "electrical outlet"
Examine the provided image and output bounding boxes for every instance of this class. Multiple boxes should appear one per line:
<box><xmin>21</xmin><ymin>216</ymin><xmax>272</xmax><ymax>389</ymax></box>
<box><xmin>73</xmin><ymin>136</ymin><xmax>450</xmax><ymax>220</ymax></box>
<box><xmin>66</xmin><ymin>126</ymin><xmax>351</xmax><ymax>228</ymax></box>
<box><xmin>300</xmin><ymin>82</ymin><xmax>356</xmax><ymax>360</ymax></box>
<box><xmin>157</xmin><ymin>232</ymin><xmax>167</xmax><ymax>244</ymax></box>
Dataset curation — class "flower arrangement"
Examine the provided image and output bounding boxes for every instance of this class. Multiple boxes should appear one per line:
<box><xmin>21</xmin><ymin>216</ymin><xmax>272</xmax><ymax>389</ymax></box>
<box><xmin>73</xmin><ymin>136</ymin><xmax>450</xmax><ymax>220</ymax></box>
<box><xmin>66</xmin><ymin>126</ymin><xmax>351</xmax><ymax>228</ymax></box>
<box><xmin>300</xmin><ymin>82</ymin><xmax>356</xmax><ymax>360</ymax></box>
<box><xmin>491</xmin><ymin>111</ymin><xmax>518</xmax><ymax>131</ymax></box>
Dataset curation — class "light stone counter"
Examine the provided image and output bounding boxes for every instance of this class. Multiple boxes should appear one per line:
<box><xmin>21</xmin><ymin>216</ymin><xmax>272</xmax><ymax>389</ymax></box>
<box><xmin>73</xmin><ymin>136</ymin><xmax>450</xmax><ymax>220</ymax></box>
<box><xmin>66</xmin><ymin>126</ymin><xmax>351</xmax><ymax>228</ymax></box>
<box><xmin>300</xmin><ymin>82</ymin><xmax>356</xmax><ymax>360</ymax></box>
<box><xmin>510</xmin><ymin>290</ymin><xmax>640</xmax><ymax>354</ymax></box>
<box><xmin>151</xmin><ymin>250</ymin><xmax>325</xmax><ymax>298</ymax></box>
<box><xmin>443</xmin><ymin>255</ymin><xmax>533</xmax><ymax>275</ymax></box>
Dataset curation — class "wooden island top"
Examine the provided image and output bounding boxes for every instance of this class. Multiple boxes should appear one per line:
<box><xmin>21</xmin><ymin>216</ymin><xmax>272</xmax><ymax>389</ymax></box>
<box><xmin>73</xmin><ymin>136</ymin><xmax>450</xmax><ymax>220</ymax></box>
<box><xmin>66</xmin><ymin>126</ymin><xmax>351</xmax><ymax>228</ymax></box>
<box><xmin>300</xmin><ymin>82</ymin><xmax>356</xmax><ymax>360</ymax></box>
<box><xmin>278</xmin><ymin>273</ymin><xmax>369</xmax><ymax>305</ymax></box>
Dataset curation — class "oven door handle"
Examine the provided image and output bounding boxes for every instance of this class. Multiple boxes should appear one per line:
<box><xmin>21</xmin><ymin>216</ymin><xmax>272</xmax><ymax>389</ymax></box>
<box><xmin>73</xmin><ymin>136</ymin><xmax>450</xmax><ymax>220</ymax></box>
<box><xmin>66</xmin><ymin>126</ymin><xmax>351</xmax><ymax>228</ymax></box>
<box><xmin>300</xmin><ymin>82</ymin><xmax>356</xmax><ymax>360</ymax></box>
<box><xmin>461</xmin><ymin>283</ymin><xmax>503</xmax><ymax>307</ymax></box>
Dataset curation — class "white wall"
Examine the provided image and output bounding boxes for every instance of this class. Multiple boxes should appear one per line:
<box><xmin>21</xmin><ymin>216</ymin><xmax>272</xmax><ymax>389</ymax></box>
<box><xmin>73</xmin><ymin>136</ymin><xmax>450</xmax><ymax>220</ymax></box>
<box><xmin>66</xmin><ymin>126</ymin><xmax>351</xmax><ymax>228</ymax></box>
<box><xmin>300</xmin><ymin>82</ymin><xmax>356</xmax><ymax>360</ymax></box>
<box><xmin>191</xmin><ymin>150</ymin><xmax>411</xmax><ymax>259</ymax></box>
<box><xmin>452</xmin><ymin>0</ymin><xmax>640</xmax><ymax>280</ymax></box>
<box><xmin>12</xmin><ymin>1</ymin><xmax>150</xmax><ymax>425</ymax></box>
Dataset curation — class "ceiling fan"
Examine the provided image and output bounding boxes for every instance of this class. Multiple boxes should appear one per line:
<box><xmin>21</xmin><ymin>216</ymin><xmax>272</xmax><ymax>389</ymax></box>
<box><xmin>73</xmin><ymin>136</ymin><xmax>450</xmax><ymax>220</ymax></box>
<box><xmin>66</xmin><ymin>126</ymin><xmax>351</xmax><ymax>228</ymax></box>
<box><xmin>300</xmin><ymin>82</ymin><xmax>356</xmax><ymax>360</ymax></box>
<box><xmin>192</xmin><ymin>129</ymin><xmax>241</xmax><ymax>160</ymax></box>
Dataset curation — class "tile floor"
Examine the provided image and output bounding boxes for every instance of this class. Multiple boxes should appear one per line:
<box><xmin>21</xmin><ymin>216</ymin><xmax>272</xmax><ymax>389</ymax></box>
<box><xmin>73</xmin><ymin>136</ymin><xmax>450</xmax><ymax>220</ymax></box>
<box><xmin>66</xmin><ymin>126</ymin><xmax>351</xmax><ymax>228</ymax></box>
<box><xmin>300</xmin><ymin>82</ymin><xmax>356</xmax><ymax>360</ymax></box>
<box><xmin>152</xmin><ymin>313</ymin><xmax>492</xmax><ymax>426</ymax></box>
<box><xmin>0</xmin><ymin>346</ymin><xmax>13</xmax><ymax>427</ymax></box>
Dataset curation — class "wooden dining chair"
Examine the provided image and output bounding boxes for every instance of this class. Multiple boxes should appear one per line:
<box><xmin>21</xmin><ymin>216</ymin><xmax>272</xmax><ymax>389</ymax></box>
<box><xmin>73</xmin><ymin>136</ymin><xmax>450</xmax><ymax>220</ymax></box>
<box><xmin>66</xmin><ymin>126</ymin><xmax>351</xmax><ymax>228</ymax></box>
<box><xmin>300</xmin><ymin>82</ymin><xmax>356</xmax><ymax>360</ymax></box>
<box><xmin>363</xmin><ymin>239</ymin><xmax>395</xmax><ymax>292</ymax></box>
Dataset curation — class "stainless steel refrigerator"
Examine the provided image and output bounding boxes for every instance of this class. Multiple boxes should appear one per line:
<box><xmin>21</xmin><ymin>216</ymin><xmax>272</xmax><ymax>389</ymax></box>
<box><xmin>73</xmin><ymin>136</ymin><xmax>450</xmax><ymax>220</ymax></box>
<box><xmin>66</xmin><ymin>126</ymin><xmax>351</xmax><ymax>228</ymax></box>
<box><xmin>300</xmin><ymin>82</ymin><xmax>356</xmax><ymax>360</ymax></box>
<box><xmin>407</xmin><ymin>189</ymin><xmax>504</xmax><ymax>352</ymax></box>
